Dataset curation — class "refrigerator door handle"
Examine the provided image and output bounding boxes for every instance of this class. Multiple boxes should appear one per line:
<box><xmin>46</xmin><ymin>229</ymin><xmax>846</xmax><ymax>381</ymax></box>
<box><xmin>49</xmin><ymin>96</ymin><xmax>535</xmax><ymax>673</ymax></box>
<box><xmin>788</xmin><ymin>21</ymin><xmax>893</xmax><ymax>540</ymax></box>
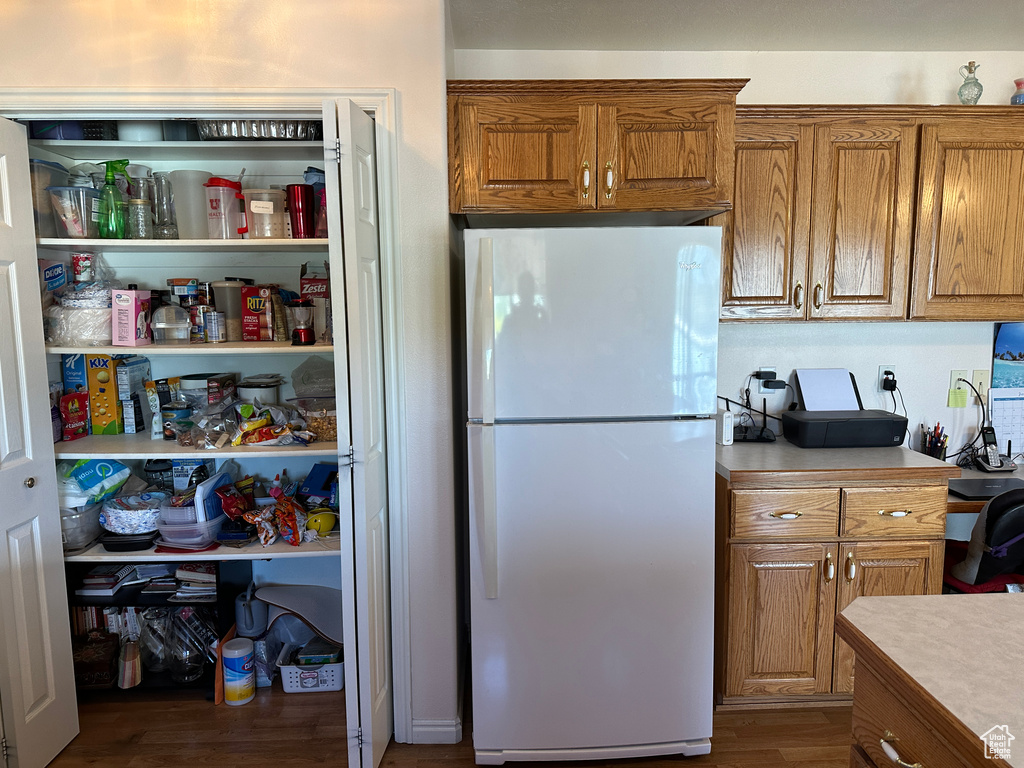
<box><xmin>477</xmin><ymin>237</ymin><xmax>496</xmax><ymax>426</ymax></box>
<box><xmin>480</xmin><ymin>427</ymin><xmax>499</xmax><ymax>598</ymax></box>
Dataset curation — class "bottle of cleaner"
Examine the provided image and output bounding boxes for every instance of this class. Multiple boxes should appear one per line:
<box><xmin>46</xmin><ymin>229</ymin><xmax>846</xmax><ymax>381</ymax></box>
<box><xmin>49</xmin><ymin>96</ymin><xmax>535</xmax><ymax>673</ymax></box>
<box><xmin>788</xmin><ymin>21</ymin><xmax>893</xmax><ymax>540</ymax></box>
<box><xmin>98</xmin><ymin>159</ymin><xmax>132</xmax><ymax>239</ymax></box>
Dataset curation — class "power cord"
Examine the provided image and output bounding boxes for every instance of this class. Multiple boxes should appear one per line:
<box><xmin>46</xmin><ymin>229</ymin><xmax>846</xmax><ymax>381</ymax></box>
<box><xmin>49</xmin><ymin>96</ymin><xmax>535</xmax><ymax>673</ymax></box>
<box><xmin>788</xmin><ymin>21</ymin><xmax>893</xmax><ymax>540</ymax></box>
<box><xmin>948</xmin><ymin>377</ymin><xmax>988</xmax><ymax>465</ymax></box>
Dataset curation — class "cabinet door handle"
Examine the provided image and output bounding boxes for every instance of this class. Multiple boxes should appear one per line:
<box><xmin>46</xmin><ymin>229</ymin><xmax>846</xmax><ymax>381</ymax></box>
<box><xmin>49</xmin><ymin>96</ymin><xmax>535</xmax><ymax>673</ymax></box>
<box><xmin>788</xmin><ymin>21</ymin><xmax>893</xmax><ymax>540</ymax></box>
<box><xmin>582</xmin><ymin>161</ymin><xmax>591</xmax><ymax>199</ymax></box>
<box><xmin>878</xmin><ymin>509</ymin><xmax>912</xmax><ymax>517</ymax></box>
<box><xmin>768</xmin><ymin>511</ymin><xmax>802</xmax><ymax>520</ymax></box>
<box><xmin>604</xmin><ymin>161</ymin><xmax>614</xmax><ymax>198</ymax></box>
<box><xmin>813</xmin><ymin>281</ymin><xmax>824</xmax><ymax>309</ymax></box>
<box><xmin>845</xmin><ymin>552</ymin><xmax>857</xmax><ymax>582</ymax></box>
<box><xmin>794</xmin><ymin>282</ymin><xmax>804</xmax><ymax>310</ymax></box>
<box><xmin>880</xmin><ymin>731</ymin><xmax>923</xmax><ymax>768</ymax></box>
<box><xmin>824</xmin><ymin>552</ymin><xmax>835</xmax><ymax>582</ymax></box>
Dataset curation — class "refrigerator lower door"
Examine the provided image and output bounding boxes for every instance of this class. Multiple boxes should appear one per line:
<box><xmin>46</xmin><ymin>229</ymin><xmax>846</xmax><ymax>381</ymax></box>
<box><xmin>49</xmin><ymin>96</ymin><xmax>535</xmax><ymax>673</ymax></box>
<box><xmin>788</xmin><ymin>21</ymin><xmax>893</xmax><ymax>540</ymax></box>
<box><xmin>468</xmin><ymin>419</ymin><xmax>714</xmax><ymax>763</ymax></box>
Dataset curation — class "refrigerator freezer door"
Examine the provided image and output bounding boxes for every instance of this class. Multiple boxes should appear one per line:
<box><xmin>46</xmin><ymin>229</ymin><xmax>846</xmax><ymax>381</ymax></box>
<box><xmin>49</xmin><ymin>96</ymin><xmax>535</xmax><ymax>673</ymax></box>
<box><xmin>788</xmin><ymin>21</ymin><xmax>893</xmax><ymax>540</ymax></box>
<box><xmin>467</xmin><ymin>419</ymin><xmax>715</xmax><ymax>760</ymax></box>
<box><xmin>465</xmin><ymin>227</ymin><xmax>721</xmax><ymax>421</ymax></box>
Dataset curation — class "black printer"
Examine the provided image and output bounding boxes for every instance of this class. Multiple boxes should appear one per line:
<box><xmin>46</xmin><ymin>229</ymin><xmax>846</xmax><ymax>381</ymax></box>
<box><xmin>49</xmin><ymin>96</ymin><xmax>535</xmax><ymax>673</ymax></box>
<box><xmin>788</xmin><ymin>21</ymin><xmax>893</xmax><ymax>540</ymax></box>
<box><xmin>781</xmin><ymin>369</ymin><xmax>909</xmax><ymax>448</ymax></box>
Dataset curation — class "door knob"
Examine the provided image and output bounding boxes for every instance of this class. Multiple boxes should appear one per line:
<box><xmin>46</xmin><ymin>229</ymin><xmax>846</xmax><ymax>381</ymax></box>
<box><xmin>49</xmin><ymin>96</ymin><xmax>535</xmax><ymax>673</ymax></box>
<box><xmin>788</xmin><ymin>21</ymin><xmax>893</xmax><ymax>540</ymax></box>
<box><xmin>24</xmin><ymin>477</ymin><xmax>36</xmax><ymax>488</ymax></box>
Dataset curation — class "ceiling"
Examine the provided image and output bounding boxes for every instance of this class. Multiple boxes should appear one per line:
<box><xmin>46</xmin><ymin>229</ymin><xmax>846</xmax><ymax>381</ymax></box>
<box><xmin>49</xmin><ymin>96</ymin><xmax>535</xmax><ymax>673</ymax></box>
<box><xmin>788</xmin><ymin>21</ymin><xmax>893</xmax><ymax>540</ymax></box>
<box><xmin>447</xmin><ymin>0</ymin><xmax>1024</xmax><ymax>52</ymax></box>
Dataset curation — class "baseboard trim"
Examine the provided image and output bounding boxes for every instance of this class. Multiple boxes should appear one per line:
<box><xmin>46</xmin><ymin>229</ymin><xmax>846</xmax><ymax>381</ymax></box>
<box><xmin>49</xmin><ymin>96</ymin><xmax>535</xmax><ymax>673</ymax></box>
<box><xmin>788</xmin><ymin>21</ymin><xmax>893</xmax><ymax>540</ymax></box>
<box><xmin>411</xmin><ymin>717</ymin><xmax>464</xmax><ymax>745</ymax></box>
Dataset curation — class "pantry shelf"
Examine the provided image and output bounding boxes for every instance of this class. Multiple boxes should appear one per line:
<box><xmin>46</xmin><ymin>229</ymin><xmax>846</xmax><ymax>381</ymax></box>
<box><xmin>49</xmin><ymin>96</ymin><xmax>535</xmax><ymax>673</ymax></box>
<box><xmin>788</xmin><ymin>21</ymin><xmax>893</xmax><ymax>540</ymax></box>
<box><xmin>46</xmin><ymin>341</ymin><xmax>334</xmax><ymax>356</ymax></box>
<box><xmin>28</xmin><ymin>139</ymin><xmax>324</xmax><ymax>164</ymax></box>
<box><xmin>37</xmin><ymin>238</ymin><xmax>328</xmax><ymax>253</ymax></box>
<box><xmin>64</xmin><ymin>534</ymin><xmax>342</xmax><ymax>563</ymax></box>
<box><xmin>54</xmin><ymin>433</ymin><xmax>341</xmax><ymax>460</ymax></box>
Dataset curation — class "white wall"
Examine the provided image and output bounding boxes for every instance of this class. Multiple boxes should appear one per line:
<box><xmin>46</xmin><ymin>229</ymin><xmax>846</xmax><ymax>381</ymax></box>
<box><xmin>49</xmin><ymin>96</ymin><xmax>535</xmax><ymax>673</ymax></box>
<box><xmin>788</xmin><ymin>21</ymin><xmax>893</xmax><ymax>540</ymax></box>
<box><xmin>453</xmin><ymin>48</ymin><xmax>1012</xmax><ymax>456</ymax></box>
<box><xmin>0</xmin><ymin>0</ymin><xmax>460</xmax><ymax>743</ymax></box>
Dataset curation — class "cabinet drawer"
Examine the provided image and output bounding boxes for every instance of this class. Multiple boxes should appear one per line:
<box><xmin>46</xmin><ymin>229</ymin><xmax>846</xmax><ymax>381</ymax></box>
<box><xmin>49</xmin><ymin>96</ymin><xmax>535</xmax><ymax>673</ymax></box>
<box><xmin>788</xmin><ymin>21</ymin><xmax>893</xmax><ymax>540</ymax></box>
<box><xmin>841</xmin><ymin>486</ymin><xmax>947</xmax><ymax>538</ymax></box>
<box><xmin>731</xmin><ymin>489</ymin><xmax>840</xmax><ymax>539</ymax></box>
<box><xmin>853</xmin><ymin>663</ymin><xmax>980</xmax><ymax>768</ymax></box>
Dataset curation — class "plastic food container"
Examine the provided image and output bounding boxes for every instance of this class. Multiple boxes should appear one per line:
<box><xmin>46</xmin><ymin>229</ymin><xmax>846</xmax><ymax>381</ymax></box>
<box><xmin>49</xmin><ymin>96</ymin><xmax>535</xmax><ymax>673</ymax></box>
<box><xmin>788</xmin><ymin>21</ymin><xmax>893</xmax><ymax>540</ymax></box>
<box><xmin>151</xmin><ymin>304</ymin><xmax>191</xmax><ymax>345</ymax></box>
<box><xmin>168</xmin><ymin>170</ymin><xmax>212</xmax><ymax>240</ymax></box>
<box><xmin>242</xmin><ymin>189</ymin><xmax>286</xmax><ymax>238</ymax></box>
<box><xmin>99</xmin><ymin>492</ymin><xmax>168</xmax><ymax>535</ymax></box>
<box><xmin>30</xmin><ymin>160</ymin><xmax>69</xmax><ymax>237</ymax></box>
<box><xmin>276</xmin><ymin>643</ymin><xmax>344</xmax><ymax>692</ymax></box>
<box><xmin>60</xmin><ymin>503</ymin><xmax>102</xmax><ymax>551</ymax></box>
<box><xmin>157</xmin><ymin>513</ymin><xmax>226</xmax><ymax>547</ymax></box>
<box><xmin>46</xmin><ymin>186</ymin><xmax>100</xmax><ymax>238</ymax></box>
<box><xmin>159</xmin><ymin>499</ymin><xmax>198</xmax><ymax>524</ymax></box>
<box><xmin>292</xmin><ymin>397</ymin><xmax>337</xmax><ymax>443</ymax></box>
<box><xmin>117</xmin><ymin>120</ymin><xmax>163</xmax><ymax>141</ymax></box>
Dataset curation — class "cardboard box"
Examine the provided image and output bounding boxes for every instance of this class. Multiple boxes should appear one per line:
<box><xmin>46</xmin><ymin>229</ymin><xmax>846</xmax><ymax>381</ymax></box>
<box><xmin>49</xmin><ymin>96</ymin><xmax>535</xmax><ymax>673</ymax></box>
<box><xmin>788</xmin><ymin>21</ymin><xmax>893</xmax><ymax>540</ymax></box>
<box><xmin>62</xmin><ymin>354</ymin><xmax>89</xmax><ymax>395</ymax></box>
<box><xmin>116</xmin><ymin>357</ymin><xmax>152</xmax><ymax>434</ymax></box>
<box><xmin>207</xmin><ymin>373</ymin><xmax>237</xmax><ymax>405</ymax></box>
<box><xmin>85</xmin><ymin>355</ymin><xmax>123</xmax><ymax>435</ymax></box>
<box><xmin>242</xmin><ymin>286</ymin><xmax>274</xmax><ymax>342</ymax></box>
<box><xmin>171</xmin><ymin>459</ymin><xmax>216</xmax><ymax>493</ymax></box>
<box><xmin>300</xmin><ymin>262</ymin><xmax>331</xmax><ymax>343</ymax></box>
<box><xmin>111</xmin><ymin>289</ymin><xmax>152</xmax><ymax>347</ymax></box>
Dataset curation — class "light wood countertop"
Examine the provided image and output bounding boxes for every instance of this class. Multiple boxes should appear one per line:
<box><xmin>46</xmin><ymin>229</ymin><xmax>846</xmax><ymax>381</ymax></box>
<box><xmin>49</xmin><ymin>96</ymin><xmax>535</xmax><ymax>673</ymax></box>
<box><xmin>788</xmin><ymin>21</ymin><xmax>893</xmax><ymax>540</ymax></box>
<box><xmin>838</xmin><ymin>594</ymin><xmax>1024</xmax><ymax>767</ymax></box>
<box><xmin>716</xmin><ymin>442</ymin><xmax>961</xmax><ymax>486</ymax></box>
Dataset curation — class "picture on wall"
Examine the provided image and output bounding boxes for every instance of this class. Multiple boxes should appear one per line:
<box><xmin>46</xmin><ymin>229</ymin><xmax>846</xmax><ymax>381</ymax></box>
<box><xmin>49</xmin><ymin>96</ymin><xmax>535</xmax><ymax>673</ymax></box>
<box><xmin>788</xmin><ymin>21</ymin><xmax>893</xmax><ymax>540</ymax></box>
<box><xmin>993</xmin><ymin>323</ymin><xmax>1024</xmax><ymax>387</ymax></box>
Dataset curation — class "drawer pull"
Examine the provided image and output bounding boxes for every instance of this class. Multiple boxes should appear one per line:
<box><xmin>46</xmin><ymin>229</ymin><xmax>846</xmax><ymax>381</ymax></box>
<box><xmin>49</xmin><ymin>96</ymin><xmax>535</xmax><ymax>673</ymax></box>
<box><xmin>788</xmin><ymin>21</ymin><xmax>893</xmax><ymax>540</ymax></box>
<box><xmin>880</xmin><ymin>731</ymin><xmax>923</xmax><ymax>768</ymax></box>
<box><xmin>845</xmin><ymin>552</ymin><xmax>857</xmax><ymax>582</ymax></box>
<box><xmin>768</xmin><ymin>511</ymin><xmax>802</xmax><ymax>520</ymax></box>
<box><xmin>824</xmin><ymin>552</ymin><xmax>835</xmax><ymax>582</ymax></box>
<box><xmin>879</xmin><ymin>509</ymin><xmax>912</xmax><ymax>517</ymax></box>
<box><xmin>582</xmin><ymin>161</ymin><xmax>591</xmax><ymax>198</ymax></box>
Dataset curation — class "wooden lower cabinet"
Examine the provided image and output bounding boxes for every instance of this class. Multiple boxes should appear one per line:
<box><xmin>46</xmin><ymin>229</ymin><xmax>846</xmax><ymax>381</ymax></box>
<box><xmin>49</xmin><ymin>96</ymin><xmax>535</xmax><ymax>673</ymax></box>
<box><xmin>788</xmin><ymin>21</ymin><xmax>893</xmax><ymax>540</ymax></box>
<box><xmin>716</xmin><ymin>474</ymin><xmax>948</xmax><ymax>705</ymax></box>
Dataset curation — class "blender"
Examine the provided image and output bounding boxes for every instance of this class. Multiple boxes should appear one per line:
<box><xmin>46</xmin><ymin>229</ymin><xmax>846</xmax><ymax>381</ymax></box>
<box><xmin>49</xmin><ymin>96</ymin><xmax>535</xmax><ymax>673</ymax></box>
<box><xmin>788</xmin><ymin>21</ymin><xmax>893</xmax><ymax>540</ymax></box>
<box><xmin>288</xmin><ymin>299</ymin><xmax>316</xmax><ymax>345</ymax></box>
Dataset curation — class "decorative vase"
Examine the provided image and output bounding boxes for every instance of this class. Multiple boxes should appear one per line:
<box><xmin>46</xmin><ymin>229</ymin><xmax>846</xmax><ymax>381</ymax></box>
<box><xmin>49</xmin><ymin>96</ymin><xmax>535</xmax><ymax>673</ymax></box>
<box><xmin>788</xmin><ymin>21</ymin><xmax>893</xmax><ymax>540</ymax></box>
<box><xmin>1012</xmin><ymin>78</ymin><xmax>1024</xmax><ymax>105</ymax></box>
<box><xmin>958</xmin><ymin>61</ymin><xmax>983</xmax><ymax>105</ymax></box>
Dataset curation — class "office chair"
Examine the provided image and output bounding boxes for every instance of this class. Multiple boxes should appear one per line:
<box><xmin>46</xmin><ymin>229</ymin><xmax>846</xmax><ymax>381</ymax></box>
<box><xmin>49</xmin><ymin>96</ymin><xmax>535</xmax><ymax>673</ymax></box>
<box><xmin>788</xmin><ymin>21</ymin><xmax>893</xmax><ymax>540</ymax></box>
<box><xmin>945</xmin><ymin>488</ymin><xmax>1024</xmax><ymax>593</ymax></box>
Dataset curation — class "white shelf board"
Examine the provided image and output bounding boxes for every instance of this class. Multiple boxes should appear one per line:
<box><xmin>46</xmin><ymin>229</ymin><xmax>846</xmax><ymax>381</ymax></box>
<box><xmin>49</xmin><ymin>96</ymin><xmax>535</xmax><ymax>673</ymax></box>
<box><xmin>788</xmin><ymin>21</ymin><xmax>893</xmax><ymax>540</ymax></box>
<box><xmin>64</xmin><ymin>534</ymin><xmax>341</xmax><ymax>563</ymax></box>
<box><xmin>37</xmin><ymin>238</ymin><xmax>327</xmax><ymax>253</ymax></box>
<box><xmin>46</xmin><ymin>341</ymin><xmax>334</xmax><ymax>356</ymax></box>
<box><xmin>29</xmin><ymin>139</ymin><xmax>325</xmax><ymax>164</ymax></box>
<box><xmin>54</xmin><ymin>432</ymin><xmax>340</xmax><ymax>460</ymax></box>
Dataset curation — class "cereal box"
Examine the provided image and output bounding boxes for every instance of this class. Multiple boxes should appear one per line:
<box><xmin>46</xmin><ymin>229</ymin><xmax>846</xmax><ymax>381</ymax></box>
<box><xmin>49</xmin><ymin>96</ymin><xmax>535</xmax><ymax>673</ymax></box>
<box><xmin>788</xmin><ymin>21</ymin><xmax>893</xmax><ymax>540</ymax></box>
<box><xmin>111</xmin><ymin>289</ymin><xmax>152</xmax><ymax>347</ymax></box>
<box><xmin>116</xmin><ymin>357</ymin><xmax>152</xmax><ymax>434</ymax></box>
<box><xmin>85</xmin><ymin>355</ymin><xmax>124</xmax><ymax>435</ymax></box>
<box><xmin>242</xmin><ymin>286</ymin><xmax>274</xmax><ymax>342</ymax></box>
<box><xmin>62</xmin><ymin>354</ymin><xmax>89</xmax><ymax>395</ymax></box>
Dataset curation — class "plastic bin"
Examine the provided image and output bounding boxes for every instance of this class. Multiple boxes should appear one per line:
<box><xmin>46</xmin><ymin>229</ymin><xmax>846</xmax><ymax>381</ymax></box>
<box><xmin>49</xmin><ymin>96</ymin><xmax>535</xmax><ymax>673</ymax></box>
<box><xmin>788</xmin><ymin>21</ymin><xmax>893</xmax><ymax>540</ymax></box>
<box><xmin>275</xmin><ymin>643</ymin><xmax>344</xmax><ymax>692</ymax></box>
<box><xmin>60</xmin><ymin>503</ymin><xmax>102</xmax><ymax>551</ymax></box>
<box><xmin>157</xmin><ymin>513</ymin><xmax>225</xmax><ymax>547</ymax></box>
<box><xmin>46</xmin><ymin>186</ymin><xmax>100</xmax><ymax>238</ymax></box>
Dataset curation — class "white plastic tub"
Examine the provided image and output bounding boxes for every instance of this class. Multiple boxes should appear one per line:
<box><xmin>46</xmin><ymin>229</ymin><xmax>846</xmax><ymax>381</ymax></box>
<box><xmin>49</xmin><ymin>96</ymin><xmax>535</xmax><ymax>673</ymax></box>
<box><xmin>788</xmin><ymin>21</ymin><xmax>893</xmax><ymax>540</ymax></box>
<box><xmin>275</xmin><ymin>643</ymin><xmax>344</xmax><ymax>693</ymax></box>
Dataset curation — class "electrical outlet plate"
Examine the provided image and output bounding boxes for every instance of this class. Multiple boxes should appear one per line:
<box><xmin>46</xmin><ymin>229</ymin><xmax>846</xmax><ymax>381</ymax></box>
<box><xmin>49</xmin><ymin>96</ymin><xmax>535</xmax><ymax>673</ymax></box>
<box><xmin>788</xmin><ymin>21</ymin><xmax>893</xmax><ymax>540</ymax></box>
<box><xmin>972</xmin><ymin>368</ymin><xmax>991</xmax><ymax>404</ymax></box>
<box><xmin>950</xmin><ymin>369</ymin><xmax>968</xmax><ymax>390</ymax></box>
<box><xmin>757</xmin><ymin>366</ymin><xmax>776</xmax><ymax>394</ymax></box>
<box><xmin>878</xmin><ymin>364</ymin><xmax>896</xmax><ymax>393</ymax></box>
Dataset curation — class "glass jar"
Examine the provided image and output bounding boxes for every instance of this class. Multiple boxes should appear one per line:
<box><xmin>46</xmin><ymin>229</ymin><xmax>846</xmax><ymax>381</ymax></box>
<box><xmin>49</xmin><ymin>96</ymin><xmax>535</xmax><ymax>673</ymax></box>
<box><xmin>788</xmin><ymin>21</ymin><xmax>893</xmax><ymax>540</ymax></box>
<box><xmin>127</xmin><ymin>198</ymin><xmax>152</xmax><ymax>239</ymax></box>
<box><xmin>152</xmin><ymin>171</ymin><xmax>178</xmax><ymax>239</ymax></box>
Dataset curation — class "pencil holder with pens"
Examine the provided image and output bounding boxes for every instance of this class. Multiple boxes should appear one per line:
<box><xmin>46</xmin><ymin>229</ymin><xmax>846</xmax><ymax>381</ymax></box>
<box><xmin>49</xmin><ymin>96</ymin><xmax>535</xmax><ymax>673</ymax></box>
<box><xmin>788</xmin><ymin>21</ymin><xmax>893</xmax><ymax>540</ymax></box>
<box><xmin>921</xmin><ymin>424</ymin><xmax>948</xmax><ymax>459</ymax></box>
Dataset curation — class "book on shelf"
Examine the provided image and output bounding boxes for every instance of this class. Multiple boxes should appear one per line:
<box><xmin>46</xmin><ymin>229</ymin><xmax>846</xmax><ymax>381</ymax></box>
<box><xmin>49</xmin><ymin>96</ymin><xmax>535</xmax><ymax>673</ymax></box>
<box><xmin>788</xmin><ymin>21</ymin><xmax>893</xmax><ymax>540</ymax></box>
<box><xmin>81</xmin><ymin>564</ymin><xmax>136</xmax><ymax>587</ymax></box>
<box><xmin>174</xmin><ymin>563</ymin><xmax>216</xmax><ymax>583</ymax></box>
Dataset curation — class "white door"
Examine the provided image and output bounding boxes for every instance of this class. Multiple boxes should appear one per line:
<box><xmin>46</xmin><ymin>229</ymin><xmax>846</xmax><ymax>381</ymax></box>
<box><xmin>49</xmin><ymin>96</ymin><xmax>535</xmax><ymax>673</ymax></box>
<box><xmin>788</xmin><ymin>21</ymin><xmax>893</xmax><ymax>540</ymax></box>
<box><xmin>464</xmin><ymin>227</ymin><xmax>722</xmax><ymax>421</ymax></box>
<box><xmin>323</xmin><ymin>99</ymin><xmax>392</xmax><ymax>768</ymax></box>
<box><xmin>467</xmin><ymin>419</ymin><xmax>715</xmax><ymax>761</ymax></box>
<box><xmin>0</xmin><ymin>118</ymin><xmax>78</xmax><ymax>766</ymax></box>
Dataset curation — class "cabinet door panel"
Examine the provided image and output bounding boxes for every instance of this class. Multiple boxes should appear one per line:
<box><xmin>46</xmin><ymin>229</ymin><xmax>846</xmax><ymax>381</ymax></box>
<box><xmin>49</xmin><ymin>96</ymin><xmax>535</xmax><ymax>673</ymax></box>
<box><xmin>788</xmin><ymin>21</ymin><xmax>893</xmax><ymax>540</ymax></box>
<box><xmin>599</xmin><ymin>99</ymin><xmax>733</xmax><ymax>211</ymax></box>
<box><xmin>832</xmin><ymin>540</ymin><xmax>943</xmax><ymax>693</ymax></box>
<box><xmin>912</xmin><ymin>122</ymin><xmax>1024</xmax><ymax>319</ymax></box>
<box><xmin>452</xmin><ymin>100</ymin><xmax>596</xmax><ymax>212</ymax></box>
<box><xmin>809</xmin><ymin>123</ymin><xmax>915</xmax><ymax>319</ymax></box>
<box><xmin>719</xmin><ymin>123</ymin><xmax>813</xmax><ymax>320</ymax></box>
<box><xmin>726</xmin><ymin>543</ymin><xmax>836</xmax><ymax>697</ymax></box>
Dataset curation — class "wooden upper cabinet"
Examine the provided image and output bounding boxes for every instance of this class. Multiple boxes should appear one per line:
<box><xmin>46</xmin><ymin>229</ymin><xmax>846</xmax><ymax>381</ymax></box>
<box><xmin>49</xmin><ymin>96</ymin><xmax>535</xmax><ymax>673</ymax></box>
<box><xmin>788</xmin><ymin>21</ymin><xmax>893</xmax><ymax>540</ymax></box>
<box><xmin>808</xmin><ymin>121</ymin><xmax>916</xmax><ymax>320</ymax></box>
<box><xmin>718</xmin><ymin>122</ymin><xmax>813</xmax><ymax>320</ymax></box>
<box><xmin>448</xmin><ymin>79</ymin><xmax>746</xmax><ymax>217</ymax></box>
<box><xmin>912</xmin><ymin>119</ymin><xmax>1024</xmax><ymax>320</ymax></box>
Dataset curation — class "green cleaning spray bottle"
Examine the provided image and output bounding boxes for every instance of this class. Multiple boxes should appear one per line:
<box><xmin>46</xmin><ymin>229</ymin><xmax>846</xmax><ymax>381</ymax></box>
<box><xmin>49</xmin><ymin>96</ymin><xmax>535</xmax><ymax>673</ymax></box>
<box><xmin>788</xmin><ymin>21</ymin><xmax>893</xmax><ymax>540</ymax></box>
<box><xmin>98</xmin><ymin>159</ymin><xmax>132</xmax><ymax>239</ymax></box>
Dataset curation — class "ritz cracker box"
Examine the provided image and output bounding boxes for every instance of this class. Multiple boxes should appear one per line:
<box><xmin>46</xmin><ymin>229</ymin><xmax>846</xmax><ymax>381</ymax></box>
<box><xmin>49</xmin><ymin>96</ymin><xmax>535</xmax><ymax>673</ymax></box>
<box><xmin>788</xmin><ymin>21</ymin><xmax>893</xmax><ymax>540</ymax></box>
<box><xmin>242</xmin><ymin>286</ymin><xmax>275</xmax><ymax>342</ymax></box>
<box><xmin>86</xmin><ymin>355</ymin><xmax>124</xmax><ymax>435</ymax></box>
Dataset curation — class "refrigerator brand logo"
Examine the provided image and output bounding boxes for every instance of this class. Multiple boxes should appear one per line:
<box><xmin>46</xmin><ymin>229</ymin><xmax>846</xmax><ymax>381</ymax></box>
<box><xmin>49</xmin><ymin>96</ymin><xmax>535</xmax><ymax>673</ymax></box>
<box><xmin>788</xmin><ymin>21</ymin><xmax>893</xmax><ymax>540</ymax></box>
<box><xmin>678</xmin><ymin>260</ymin><xmax>702</xmax><ymax>270</ymax></box>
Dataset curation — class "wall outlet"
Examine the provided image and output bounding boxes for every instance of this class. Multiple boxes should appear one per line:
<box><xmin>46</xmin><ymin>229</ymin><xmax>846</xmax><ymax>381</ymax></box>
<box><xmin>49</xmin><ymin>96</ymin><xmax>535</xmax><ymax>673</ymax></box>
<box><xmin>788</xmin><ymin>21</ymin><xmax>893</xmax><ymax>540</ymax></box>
<box><xmin>950</xmin><ymin>369</ymin><xmax>969</xmax><ymax>390</ymax></box>
<box><xmin>948</xmin><ymin>369</ymin><xmax>969</xmax><ymax>408</ymax></box>
<box><xmin>878</xmin><ymin>364</ymin><xmax>897</xmax><ymax>393</ymax></box>
<box><xmin>971</xmin><ymin>368</ymin><xmax>991</xmax><ymax>404</ymax></box>
<box><xmin>757</xmin><ymin>366</ymin><xmax>777</xmax><ymax>394</ymax></box>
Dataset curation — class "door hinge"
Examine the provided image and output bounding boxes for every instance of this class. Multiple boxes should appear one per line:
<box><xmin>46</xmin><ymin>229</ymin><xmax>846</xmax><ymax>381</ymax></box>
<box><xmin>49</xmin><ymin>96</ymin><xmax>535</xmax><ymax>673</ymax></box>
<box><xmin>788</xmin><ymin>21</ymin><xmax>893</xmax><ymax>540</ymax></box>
<box><xmin>341</xmin><ymin>445</ymin><xmax>356</xmax><ymax>467</ymax></box>
<box><xmin>357</xmin><ymin>727</ymin><xmax>363</xmax><ymax>747</ymax></box>
<box><xmin>326</xmin><ymin>137</ymin><xmax>341</xmax><ymax>163</ymax></box>
<box><xmin>2</xmin><ymin>735</ymin><xmax>8</xmax><ymax>765</ymax></box>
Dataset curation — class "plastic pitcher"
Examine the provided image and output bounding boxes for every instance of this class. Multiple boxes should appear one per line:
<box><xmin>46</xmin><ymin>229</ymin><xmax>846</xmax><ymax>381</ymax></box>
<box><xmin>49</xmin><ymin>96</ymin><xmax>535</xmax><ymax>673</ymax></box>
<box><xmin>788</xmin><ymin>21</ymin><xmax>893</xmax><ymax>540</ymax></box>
<box><xmin>168</xmin><ymin>170</ymin><xmax>211</xmax><ymax>240</ymax></box>
<box><xmin>204</xmin><ymin>177</ymin><xmax>247</xmax><ymax>239</ymax></box>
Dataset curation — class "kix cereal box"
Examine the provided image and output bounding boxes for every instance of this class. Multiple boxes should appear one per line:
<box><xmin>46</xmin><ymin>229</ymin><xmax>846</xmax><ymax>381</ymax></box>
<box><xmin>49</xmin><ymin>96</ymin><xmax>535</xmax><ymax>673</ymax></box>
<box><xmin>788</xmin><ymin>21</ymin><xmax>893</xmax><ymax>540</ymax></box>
<box><xmin>241</xmin><ymin>286</ymin><xmax>274</xmax><ymax>342</ymax></box>
<box><xmin>86</xmin><ymin>355</ymin><xmax>124</xmax><ymax>435</ymax></box>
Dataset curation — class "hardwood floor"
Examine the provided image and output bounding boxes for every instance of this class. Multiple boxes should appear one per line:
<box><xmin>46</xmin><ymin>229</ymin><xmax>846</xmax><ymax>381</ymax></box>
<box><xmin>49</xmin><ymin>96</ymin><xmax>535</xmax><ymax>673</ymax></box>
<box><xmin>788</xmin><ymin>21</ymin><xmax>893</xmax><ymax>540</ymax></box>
<box><xmin>51</xmin><ymin>687</ymin><xmax>851</xmax><ymax>768</ymax></box>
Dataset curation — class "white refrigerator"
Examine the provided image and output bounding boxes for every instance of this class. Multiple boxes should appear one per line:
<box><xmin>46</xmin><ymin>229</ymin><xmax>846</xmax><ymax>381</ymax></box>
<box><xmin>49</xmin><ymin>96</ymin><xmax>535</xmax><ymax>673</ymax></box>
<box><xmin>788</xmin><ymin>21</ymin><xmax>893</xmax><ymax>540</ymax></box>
<box><xmin>465</xmin><ymin>226</ymin><xmax>722</xmax><ymax>765</ymax></box>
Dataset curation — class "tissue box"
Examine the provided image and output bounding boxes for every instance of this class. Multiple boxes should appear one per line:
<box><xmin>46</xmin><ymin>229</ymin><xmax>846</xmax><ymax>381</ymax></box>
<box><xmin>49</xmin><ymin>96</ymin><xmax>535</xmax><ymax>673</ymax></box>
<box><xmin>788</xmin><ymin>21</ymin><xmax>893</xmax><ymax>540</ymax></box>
<box><xmin>86</xmin><ymin>355</ymin><xmax>123</xmax><ymax>435</ymax></box>
<box><xmin>111</xmin><ymin>289</ymin><xmax>152</xmax><ymax>347</ymax></box>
